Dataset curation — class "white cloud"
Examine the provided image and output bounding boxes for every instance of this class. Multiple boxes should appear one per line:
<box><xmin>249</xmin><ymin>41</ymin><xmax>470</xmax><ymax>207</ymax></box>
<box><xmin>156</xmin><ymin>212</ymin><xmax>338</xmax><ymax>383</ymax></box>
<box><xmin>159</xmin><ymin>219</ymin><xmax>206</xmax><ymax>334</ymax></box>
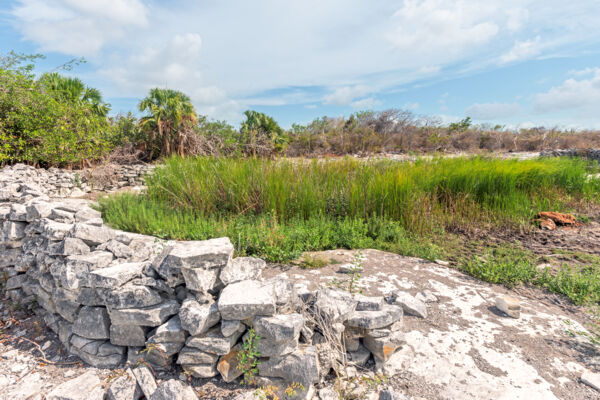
<box><xmin>466</xmin><ymin>102</ymin><xmax>522</xmax><ymax>120</ymax></box>
<box><xmin>11</xmin><ymin>0</ymin><xmax>147</xmax><ymax>56</ymax></box>
<box><xmin>500</xmin><ymin>36</ymin><xmax>542</xmax><ymax>64</ymax></box>
<box><xmin>533</xmin><ymin>69</ymin><xmax>600</xmax><ymax>117</ymax></box>
<box><xmin>351</xmin><ymin>97</ymin><xmax>381</xmax><ymax>110</ymax></box>
<box><xmin>323</xmin><ymin>85</ymin><xmax>371</xmax><ymax>106</ymax></box>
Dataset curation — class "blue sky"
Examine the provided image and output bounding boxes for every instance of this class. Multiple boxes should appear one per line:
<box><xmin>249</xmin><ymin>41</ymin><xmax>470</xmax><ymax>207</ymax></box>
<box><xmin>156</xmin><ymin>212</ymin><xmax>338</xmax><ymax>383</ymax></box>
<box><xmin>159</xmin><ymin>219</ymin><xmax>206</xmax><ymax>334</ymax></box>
<box><xmin>2</xmin><ymin>0</ymin><xmax>600</xmax><ymax>129</ymax></box>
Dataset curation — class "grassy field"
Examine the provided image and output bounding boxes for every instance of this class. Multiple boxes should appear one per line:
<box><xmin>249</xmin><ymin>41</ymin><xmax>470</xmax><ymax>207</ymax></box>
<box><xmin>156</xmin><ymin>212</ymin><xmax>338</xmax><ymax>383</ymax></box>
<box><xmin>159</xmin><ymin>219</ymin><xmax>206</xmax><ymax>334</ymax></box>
<box><xmin>99</xmin><ymin>156</ymin><xmax>600</xmax><ymax>304</ymax></box>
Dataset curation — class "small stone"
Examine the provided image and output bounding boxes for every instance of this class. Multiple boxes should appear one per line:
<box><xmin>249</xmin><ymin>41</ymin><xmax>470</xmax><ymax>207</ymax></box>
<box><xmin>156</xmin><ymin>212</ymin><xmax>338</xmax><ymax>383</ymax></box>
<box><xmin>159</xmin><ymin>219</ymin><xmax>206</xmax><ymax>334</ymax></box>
<box><xmin>217</xmin><ymin>344</ymin><xmax>244</xmax><ymax>382</ymax></box>
<box><xmin>165</xmin><ymin>238</ymin><xmax>233</xmax><ymax>270</ymax></box>
<box><xmin>345</xmin><ymin>305</ymin><xmax>403</xmax><ymax>330</ymax></box>
<box><xmin>103</xmin><ymin>284</ymin><xmax>162</xmax><ymax>309</ymax></box>
<box><xmin>179</xmin><ymin>299</ymin><xmax>220</xmax><ymax>336</ymax></box>
<box><xmin>392</xmin><ymin>291</ymin><xmax>427</xmax><ymax>319</ymax></box>
<box><xmin>415</xmin><ymin>290</ymin><xmax>438</xmax><ymax>303</ymax></box>
<box><xmin>107</xmin><ymin>369</ymin><xmax>138</xmax><ymax>400</ymax></box>
<box><xmin>46</xmin><ymin>371</ymin><xmax>105</xmax><ymax>400</ymax></box>
<box><xmin>148</xmin><ymin>315</ymin><xmax>187</xmax><ymax>343</ymax></box>
<box><xmin>89</xmin><ymin>262</ymin><xmax>146</xmax><ymax>288</ymax></box>
<box><xmin>221</xmin><ymin>320</ymin><xmax>245</xmax><ymax>337</ymax></box>
<box><xmin>363</xmin><ymin>330</ymin><xmax>405</xmax><ymax>362</ymax></box>
<box><xmin>108</xmin><ymin>300</ymin><xmax>180</xmax><ymax>327</ymax></box>
<box><xmin>110</xmin><ymin>324</ymin><xmax>148</xmax><ymax>347</ymax></box>
<box><xmin>183</xmin><ymin>364</ymin><xmax>219</xmax><ymax>378</ymax></box>
<box><xmin>220</xmin><ymin>257</ymin><xmax>265</xmax><ymax>285</ymax></box>
<box><xmin>581</xmin><ymin>370</ymin><xmax>600</xmax><ymax>392</ymax></box>
<box><xmin>181</xmin><ymin>267</ymin><xmax>221</xmax><ymax>293</ymax></box>
<box><xmin>218</xmin><ymin>280</ymin><xmax>276</xmax><ymax>320</ymax></box>
<box><xmin>314</xmin><ymin>288</ymin><xmax>357</xmax><ymax>322</ymax></box>
<box><xmin>177</xmin><ymin>346</ymin><xmax>219</xmax><ymax>364</ymax></box>
<box><xmin>186</xmin><ymin>326</ymin><xmax>244</xmax><ymax>355</ymax></box>
<box><xmin>495</xmin><ymin>295</ymin><xmax>520</xmax><ymax>318</ymax></box>
<box><xmin>132</xmin><ymin>366</ymin><xmax>157</xmax><ymax>399</ymax></box>
<box><xmin>253</xmin><ymin>313</ymin><xmax>304</xmax><ymax>343</ymax></box>
<box><xmin>355</xmin><ymin>294</ymin><xmax>385</xmax><ymax>311</ymax></box>
<box><xmin>72</xmin><ymin>306</ymin><xmax>110</xmax><ymax>339</ymax></box>
<box><xmin>70</xmin><ymin>223</ymin><xmax>114</xmax><ymax>246</ymax></box>
<box><xmin>149</xmin><ymin>379</ymin><xmax>198</xmax><ymax>400</ymax></box>
<box><xmin>434</xmin><ymin>259</ymin><xmax>450</xmax><ymax>266</ymax></box>
<box><xmin>258</xmin><ymin>346</ymin><xmax>320</xmax><ymax>387</ymax></box>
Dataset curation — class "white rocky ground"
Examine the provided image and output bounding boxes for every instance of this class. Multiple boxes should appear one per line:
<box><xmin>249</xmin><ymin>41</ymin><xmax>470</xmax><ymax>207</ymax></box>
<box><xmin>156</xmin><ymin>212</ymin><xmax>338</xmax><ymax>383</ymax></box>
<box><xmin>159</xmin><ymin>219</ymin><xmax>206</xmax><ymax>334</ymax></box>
<box><xmin>2</xmin><ymin>249</ymin><xmax>599</xmax><ymax>399</ymax></box>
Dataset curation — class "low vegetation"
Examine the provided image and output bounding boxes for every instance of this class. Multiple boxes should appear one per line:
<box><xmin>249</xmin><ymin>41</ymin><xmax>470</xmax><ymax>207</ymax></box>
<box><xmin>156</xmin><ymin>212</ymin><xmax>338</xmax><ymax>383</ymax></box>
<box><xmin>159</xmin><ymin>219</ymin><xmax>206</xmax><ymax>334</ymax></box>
<box><xmin>99</xmin><ymin>156</ymin><xmax>600</xmax><ymax>305</ymax></box>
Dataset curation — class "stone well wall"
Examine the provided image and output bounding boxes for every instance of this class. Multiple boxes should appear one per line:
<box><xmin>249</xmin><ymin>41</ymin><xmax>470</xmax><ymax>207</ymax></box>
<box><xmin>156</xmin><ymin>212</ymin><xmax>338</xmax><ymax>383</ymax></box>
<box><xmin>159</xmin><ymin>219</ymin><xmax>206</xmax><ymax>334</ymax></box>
<box><xmin>0</xmin><ymin>165</ymin><xmax>411</xmax><ymax>399</ymax></box>
<box><xmin>540</xmin><ymin>148</ymin><xmax>600</xmax><ymax>162</ymax></box>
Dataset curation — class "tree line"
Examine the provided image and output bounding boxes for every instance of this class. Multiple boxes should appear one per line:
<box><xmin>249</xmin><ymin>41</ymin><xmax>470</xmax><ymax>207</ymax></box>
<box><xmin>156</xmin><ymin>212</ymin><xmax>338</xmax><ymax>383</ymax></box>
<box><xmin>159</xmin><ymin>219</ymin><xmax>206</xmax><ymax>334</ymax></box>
<box><xmin>2</xmin><ymin>52</ymin><xmax>599</xmax><ymax>168</ymax></box>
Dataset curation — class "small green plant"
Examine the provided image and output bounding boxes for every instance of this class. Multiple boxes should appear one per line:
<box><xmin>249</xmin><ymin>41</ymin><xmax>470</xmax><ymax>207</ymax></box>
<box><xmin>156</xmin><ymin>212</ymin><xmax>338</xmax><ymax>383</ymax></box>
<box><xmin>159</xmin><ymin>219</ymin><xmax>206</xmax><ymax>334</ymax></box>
<box><xmin>73</xmin><ymin>173</ymin><xmax>81</xmax><ymax>188</ymax></box>
<box><xmin>237</xmin><ymin>328</ymin><xmax>261</xmax><ymax>386</ymax></box>
<box><xmin>564</xmin><ymin>304</ymin><xmax>600</xmax><ymax>346</ymax></box>
<box><xmin>330</xmin><ymin>251</ymin><xmax>364</xmax><ymax>294</ymax></box>
<box><xmin>300</xmin><ymin>254</ymin><xmax>330</xmax><ymax>270</ymax></box>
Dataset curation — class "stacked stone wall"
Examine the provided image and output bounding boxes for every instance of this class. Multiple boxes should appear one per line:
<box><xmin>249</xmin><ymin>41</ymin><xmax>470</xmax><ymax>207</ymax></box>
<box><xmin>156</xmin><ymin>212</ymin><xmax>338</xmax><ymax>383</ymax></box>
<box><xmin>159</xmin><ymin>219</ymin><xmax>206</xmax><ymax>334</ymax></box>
<box><xmin>0</xmin><ymin>165</ymin><xmax>411</xmax><ymax>399</ymax></box>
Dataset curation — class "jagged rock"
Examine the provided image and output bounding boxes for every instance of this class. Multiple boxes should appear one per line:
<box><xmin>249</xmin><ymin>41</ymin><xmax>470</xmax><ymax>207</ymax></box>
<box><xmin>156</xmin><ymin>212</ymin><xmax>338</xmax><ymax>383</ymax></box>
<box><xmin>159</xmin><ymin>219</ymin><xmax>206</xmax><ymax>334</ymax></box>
<box><xmin>258</xmin><ymin>346</ymin><xmax>320</xmax><ymax>387</ymax></box>
<box><xmin>391</xmin><ymin>291</ymin><xmax>427</xmax><ymax>319</ymax></box>
<box><xmin>70</xmin><ymin>223</ymin><xmax>114</xmax><ymax>246</ymax></box>
<box><xmin>218</xmin><ymin>280</ymin><xmax>276</xmax><ymax>320</ymax></box>
<box><xmin>107</xmin><ymin>368</ymin><xmax>140</xmax><ymax>400</ymax></box>
<box><xmin>184</xmin><ymin>364</ymin><xmax>219</xmax><ymax>378</ymax></box>
<box><xmin>72</xmin><ymin>306</ymin><xmax>110</xmax><ymax>339</ymax></box>
<box><xmin>348</xmin><ymin>343</ymin><xmax>371</xmax><ymax>366</ymax></box>
<box><xmin>261</xmin><ymin>276</ymin><xmax>297</xmax><ymax>310</ymax></box>
<box><xmin>179</xmin><ymin>298</ymin><xmax>221</xmax><ymax>336</ymax></box>
<box><xmin>110</xmin><ymin>324</ymin><xmax>148</xmax><ymax>347</ymax></box>
<box><xmin>108</xmin><ymin>299</ymin><xmax>180</xmax><ymax>326</ymax></box>
<box><xmin>60</xmin><ymin>237</ymin><xmax>91</xmax><ymax>256</ymax></box>
<box><xmin>26</xmin><ymin>202</ymin><xmax>53</xmax><ymax>221</ymax></box>
<box><xmin>415</xmin><ymin>290</ymin><xmax>438</xmax><ymax>303</ymax></box>
<box><xmin>345</xmin><ymin>305</ymin><xmax>403</xmax><ymax>330</ymax></box>
<box><xmin>144</xmin><ymin>341</ymin><xmax>184</xmax><ymax>367</ymax></box>
<box><xmin>75</xmin><ymin>207</ymin><xmax>102</xmax><ymax>223</ymax></box>
<box><xmin>363</xmin><ymin>330</ymin><xmax>405</xmax><ymax>362</ymax></box>
<box><xmin>42</xmin><ymin>220</ymin><xmax>73</xmax><ymax>241</ymax></box>
<box><xmin>251</xmin><ymin>313</ymin><xmax>303</xmax><ymax>356</ymax></box>
<box><xmin>5</xmin><ymin>274</ymin><xmax>27</xmax><ymax>290</ymax></box>
<box><xmin>56</xmin><ymin>299</ymin><xmax>81</xmax><ymax>323</ymax></box>
<box><xmin>148</xmin><ymin>315</ymin><xmax>187</xmax><ymax>343</ymax></box>
<box><xmin>132</xmin><ymin>366</ymin><xmax>157</xmax><ymax>399</ymax></box>
<box><xmin>221</xmin><ymin>319</ymin><xmax>245</xmax><ymax>337</ymax></box>
<box><xmin>149</xmin><ymin>379</ymin><xmax>198</xmax><ymax>400</ymax></box>
<box><xmin>177</xmin><ymin>346</ymin><xmax>220</xmax><ymax>364</ymax></box>
<box><xmin>186</xmin><ymin>325</ymin><xmax>244</xmax><ymax>355</ymax></box>
<box><xmin>2</xmin><ymin>221</ymin><xmax>26</xmax><ymax>241</ymax></box>
<box><xmin>102</xmin><ymin>284</ymin><xmax>162</xmax><ymax>309</ymax></box>
<box><xmin>220</xmin><ymin>256</ymin><xmax>265</xmax><ymax>285</ymax></box>
<box><xmin>89</xmin><ymin>262</ymin><xmax>146</xmax><ymax>288</ymax></box>
<box><xmin>314</xmin><ymin>288</ymin><xmax>357</xmax><ymax>322</ymax></box>
<box><xmin>181</xmin><ymin>267</ymin><xmax>221</xmax><ymax>293</ymax></box>
<box><xmin>355</xmin><ymin>294</ymin><xmax>385</xmax><ymax>311</ymax></box>
<box><xmin>46</xmin><ymin>371</ymin><xmax>106</xmax><ymax>400</ymax></box>
<box><xmin>217</xmin><ymin>344</ymin><xmax>244</xmax><ymax>382</ymax></box>
<box><xmin>49</xmin><ymin>208</ymin><xmax>75</xmax><ymax>223</ymax></box>
<box><xmin>58</xmin><ymin>251</ymin><xmax>114</xmax><ymax>289</ymax></box>
<box><xmin>99</xmin><ymin>239</ymin><xmax>134</xmax><ymax>258</ymax></box>
<box><xmin>495</xmin><ymin>295</ymin><xmax>521</xmax><ymax>318</ymax></box>
<box><xmin>164</xmin><ymin>238</ymin><xmax>234</xmax><ymax>270</ymax></box>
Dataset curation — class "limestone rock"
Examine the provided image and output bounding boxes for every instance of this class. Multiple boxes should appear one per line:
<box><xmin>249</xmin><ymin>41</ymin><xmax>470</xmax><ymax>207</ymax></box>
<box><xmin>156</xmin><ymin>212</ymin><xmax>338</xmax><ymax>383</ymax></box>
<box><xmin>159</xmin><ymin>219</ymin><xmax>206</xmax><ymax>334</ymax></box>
<box><xmin>186</xmin><ymin>325</ymin><xmax>244</xmax><ymax>355</ymax></box>
<box><xmin>165</xmin><ymin>238</ymin><xmax>233</xmax><ymax>270</ymax></box>
<box><xmin>221</xmin><ymin>319</ymin><xmax>245</xmax><ymax>337</ymax></box>
<box><xmin>70</xmin><ymin>223</ymin><xmax>114</xmax><ymax>246</ymax></box>
<box><xmin>181</xmin><ymin>266</ymin><xmax>221</xmax><ymax>293</ymax></box>
<box><xmin>355</xmin><ymin>294</ymin><xmax>385</xmax><ymax>311</ymax></box>
<box><xmin>89</xmin><ymin>262</ymin><xmax>145</xmax><ymax>288</ymax></box>
<box><xmin>107</xmin><ymin>369</ymin><xmax>140</xmax><ymax>400</ymax></box>
<box><xmin>184</xmin><ymin>363</ymin><xmax>219</xmax><ymax>378</ymax></box>
<box><xmin>179</xmin><ymin>298</ymin><xmax>221</xmax><ymax>336</ymax></box>
<box><xmin>218</xmin><ymin>280</ymin><xmax>276</xmax><ymax>320</ymax></box>
<box><xmin>102</xmin><ymin>284</ymin><xmax>162</xmax><ymax>309</ymax></box>
<box><xmin>220</xmin><ymin>256</ymin><xmax>265</xmax><ymax>285</ymax></box>
<box><xmin>391</xmin><ymin>291</ymin><xmax>427</xmax><ymax>319</ymax></box>
<box><xmin>72</xmin><ymin>306</ymin><xmax>110</xmax><ymax>339</ymax></box>
<box><xmin>314</xmin><ymin>288</ymin><xmax>357</xmax><ymax>322</ymax></box>
<box><xmin>149</xmin><ymin>379</ymin><xmax>198</xmax><ymax>400</ymax></box>
<box><xmin>177</xmin><ymin>346</ymin><xmax>220</xmax><ymax>364</ymax></box>
<box><xmin>110</xmin><ymin>324</ymin><xmax>148</xmax><ymax>347</ymax></box>
<box><xmin>345</xmin><ymin>305</ymin><xmax>403</xmax><ymax>330</ymax></box>
<box><xmin>217</xmin><ymin>344</ymin><xmax>244</xmax><ymax>382</ymax></box>
<box><xmin>495</xmin><ymin>295</ymin><xmax>520</xmax><ymax>318</ymax></box>
<box><xmin>108</xmin><ymin>299</ymin><xmax>180</xmax><ymax>326</ymax></box>
<box><xmin>60</xmin><ymin>237</ymin><xmax>90</xmax><ymax>256</ymax></box>
<box><xmin>132</xmin><ymin>366</ymin><xmax>157</xmax><ymax>399</ymax></box>
<box><xmin>363</xmin><ymin>330</ymin><xmax>405</xmax><ymax>362</ymax></box>
<box><xmin>45</xmin><ymin>371</ymin><xmax>105</xmax><ymax>400</ymax></box>
<box><xmin>581</xmin><ymin>370</ymin><xmax>600</xmax><ymax>392</ymax></box>
<box><xmin>148</xmin><ymin>315</ymin><xmax>187</xmax><ymax>343</ymax></box>
<box><xmin>258</xmin><ymin>346</ymin><xmax>320</xmax><ymax>387</ymax></box>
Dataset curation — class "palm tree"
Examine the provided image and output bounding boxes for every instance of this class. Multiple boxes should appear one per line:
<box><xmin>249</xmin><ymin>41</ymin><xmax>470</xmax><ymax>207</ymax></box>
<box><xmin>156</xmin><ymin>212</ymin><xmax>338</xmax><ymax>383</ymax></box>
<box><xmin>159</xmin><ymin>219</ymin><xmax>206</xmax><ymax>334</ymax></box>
<box><xmin>37</xmin><ymin>72</ymin><xmax>110</xmax><ymax>117</ymax></box>
<box><xmin>240</xmin><ymin>110</ymin><xmax>287</xmax><ymax>155</ymax></box>
<box><xmin>138</xmin><ymin>88</ymin><xmax>197</xmax><ymax>157</ymax></box>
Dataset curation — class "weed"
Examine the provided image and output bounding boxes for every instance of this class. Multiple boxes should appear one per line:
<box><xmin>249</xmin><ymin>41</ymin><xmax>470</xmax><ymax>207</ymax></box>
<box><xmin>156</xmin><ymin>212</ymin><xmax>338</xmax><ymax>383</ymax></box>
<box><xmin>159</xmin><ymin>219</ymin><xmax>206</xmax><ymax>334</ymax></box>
<box><xmin>237</xmin><ymin>328</ymin><xmax>261</xmax><ymax>386</ymax></box>
<box><xmin>330</xmin><ymin>251</ymin><xmax>364</xmax><ymax>294</ymax></box>
<box><xmin>300</xmin><ymin>255</ymin><xmax>330</xmax><ymax>269</ymax></box>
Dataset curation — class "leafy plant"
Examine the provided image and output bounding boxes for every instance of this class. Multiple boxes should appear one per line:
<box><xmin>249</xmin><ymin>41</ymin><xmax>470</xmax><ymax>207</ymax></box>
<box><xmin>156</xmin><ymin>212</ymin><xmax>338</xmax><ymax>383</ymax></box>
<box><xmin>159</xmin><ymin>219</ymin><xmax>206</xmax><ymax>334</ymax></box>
<box><xmin>237</xmin><ymin>328</ymin><xmax>262</xmax><ymax>386</ymax></box>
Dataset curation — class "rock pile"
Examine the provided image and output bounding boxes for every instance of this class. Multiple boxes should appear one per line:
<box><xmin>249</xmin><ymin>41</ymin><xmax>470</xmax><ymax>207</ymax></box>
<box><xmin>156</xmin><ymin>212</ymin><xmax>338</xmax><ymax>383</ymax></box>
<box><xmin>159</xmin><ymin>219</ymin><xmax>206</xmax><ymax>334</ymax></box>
<box><xmin>0</xmin><ymin>165</ymin><xmax>417</xmax><ymax>399</ymax></box>
<box><xmin>0</xmin><ymin>163</ymin><xmax>153</xmax><ymax>198</ymax></box>
<box><xmin>540</xmin><ymin>148</ymin><xmax>600</xmax><ymax>162</ymax></box>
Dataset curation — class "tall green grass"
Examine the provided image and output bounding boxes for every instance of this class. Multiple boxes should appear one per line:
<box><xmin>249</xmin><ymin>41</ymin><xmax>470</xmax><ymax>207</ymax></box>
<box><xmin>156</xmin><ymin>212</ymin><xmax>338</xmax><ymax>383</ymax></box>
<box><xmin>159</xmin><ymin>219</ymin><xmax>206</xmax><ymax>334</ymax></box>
<box><xmin>140</xmin><ymin>156</ymin><xmax>598</xmax><ymax>231</ymax></box>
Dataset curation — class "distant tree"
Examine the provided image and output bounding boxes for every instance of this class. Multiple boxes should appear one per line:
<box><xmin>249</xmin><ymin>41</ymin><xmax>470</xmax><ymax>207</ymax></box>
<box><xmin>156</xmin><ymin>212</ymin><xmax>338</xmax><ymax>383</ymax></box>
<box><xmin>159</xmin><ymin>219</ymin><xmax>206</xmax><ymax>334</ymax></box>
<box><xmin>38</xmin><ymin>72</ymin><xmax>110</xmax><ymax>117</ymax></box>
<box><xmin>240</xmin><ymin>110</ymin><xmax>287</xmax><ymax>156</ymax></box>
<box><xmin>138</xmin><ymin>88</ymin><xmax>197</xmax><ymax>158</ymax></box>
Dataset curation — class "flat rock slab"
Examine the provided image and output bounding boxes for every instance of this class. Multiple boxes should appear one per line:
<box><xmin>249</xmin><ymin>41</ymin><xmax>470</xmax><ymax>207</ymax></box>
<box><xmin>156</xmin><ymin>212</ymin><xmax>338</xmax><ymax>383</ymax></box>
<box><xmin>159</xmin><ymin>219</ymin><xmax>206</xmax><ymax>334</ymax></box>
<box><xmin>260</xmin><ymin>249</ymin><xmax>600</xmax><ymax>400</ymax></box>
<box><xmin>218</xmin><ymin>279</ymin><xmax>276</xmax><ymax>320</ymax></box>
<box><xmin>45</xmin><ymin>371</ymin><xmax>105</xmax><ymax>400</ymax></box>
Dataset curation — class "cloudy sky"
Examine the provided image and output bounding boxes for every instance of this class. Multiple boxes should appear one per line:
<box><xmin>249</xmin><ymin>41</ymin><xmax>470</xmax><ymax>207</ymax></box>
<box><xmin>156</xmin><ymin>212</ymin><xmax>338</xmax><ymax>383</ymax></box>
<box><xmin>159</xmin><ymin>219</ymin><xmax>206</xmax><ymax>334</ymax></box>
<box><xmin>2</xmin><ymin>0</ymin><xmax>600</xmax><ymax>128</ymax></box>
